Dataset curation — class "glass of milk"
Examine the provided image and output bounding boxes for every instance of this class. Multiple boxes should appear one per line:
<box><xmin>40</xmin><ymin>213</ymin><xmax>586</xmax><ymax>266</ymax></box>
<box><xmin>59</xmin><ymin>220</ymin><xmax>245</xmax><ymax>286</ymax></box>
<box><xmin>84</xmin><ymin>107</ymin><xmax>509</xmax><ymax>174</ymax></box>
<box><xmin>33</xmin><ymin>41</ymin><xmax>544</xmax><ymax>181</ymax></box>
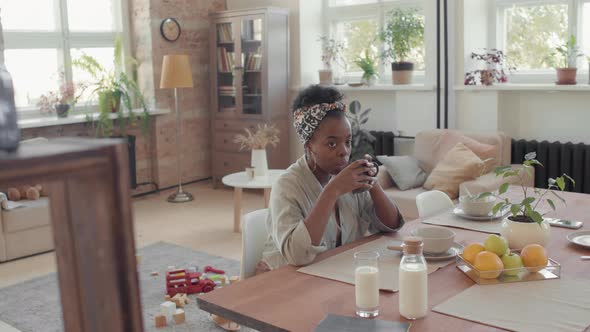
<box><xmin>353</xmin><ymin>251</ymin><xmax>380</xmax><ymax>318</ymax></box>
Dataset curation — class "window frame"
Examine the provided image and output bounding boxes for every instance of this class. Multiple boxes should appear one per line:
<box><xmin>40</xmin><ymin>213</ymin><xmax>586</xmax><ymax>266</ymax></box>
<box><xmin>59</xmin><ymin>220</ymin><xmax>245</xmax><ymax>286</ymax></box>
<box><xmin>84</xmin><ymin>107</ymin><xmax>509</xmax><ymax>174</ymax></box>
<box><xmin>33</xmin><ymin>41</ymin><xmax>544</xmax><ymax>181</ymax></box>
<box><xmin>2</xmin><ymin>0</ymin><xmax>131</xmax><ymax>118</ymax></box>
<box><xmin>493</xmin><ymin>0</ymin><xmax>590</xmax><ymax>82</ymax></box>
<box><xmin>322</xmin><ymin>0</ymin><xmax>427</xmax><ymax>84</ymax></box>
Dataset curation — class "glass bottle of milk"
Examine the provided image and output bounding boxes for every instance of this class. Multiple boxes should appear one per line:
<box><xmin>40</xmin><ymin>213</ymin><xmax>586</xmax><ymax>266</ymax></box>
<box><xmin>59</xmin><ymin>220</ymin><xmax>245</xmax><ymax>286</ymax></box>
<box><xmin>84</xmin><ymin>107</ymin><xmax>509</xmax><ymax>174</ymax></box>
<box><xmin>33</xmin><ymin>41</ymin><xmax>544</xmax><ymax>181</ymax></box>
<box><xmin>399</xmin><ymin>236</ymin><xmax>428</xmax><ymax>319</ymax></box>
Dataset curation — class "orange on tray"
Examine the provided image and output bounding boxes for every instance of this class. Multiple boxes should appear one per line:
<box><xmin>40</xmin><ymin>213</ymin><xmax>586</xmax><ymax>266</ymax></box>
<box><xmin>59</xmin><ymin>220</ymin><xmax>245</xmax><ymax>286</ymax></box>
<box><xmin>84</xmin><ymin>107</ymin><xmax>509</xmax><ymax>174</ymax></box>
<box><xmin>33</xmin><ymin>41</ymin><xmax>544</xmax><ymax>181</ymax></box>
<box><xmin>520</xmin><ymin>244</ymin><xmax>548</xmax><ymax>272</ymax></box>
<box><xmin>473</xmin><ymin>251</ymin><xmax>504</xmax><ymax>279</ymax></box>
<box><xmin>462</xmin><ymin>243</ymin><xmax>485</xmax><ymax>264</ymax></box>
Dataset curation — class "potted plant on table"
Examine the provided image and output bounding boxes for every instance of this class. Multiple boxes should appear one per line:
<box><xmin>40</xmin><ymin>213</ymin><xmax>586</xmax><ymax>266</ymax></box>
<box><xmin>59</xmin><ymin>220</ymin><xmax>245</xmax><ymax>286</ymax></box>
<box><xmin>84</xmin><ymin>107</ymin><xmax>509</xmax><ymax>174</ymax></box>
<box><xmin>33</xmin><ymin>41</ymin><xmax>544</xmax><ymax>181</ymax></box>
<box><xmin>318</xmin><ymin>35</ymin><xmax>345</xmax><ymax>85</ymax></box>
<box><xmin>355</xmin><ymin>49</ymin><xmax>378</xmax><ymax>86</ymax></box>
<box><xmin>378</xmin><ymin>8</ymin><xmax>424</xmax><ymax>85</ymax></box>
<box><xmin>551</xmin><ymin>35</ymin><xmax>583</xmax><ymax>85</ymax></box>
<box><xmin>73</xmin><ymin>36</ymin><xmax>149</xmax><ymax>137</ymax></box>
<box><xmin>477</xmin><ymin>152</ymin><xmax>574</xmax><ymax>249</ymax></box>
<box><xmin>233</xmin><ymin>124</ymin><xmax>280</xmax><ymax>177</ymax></box>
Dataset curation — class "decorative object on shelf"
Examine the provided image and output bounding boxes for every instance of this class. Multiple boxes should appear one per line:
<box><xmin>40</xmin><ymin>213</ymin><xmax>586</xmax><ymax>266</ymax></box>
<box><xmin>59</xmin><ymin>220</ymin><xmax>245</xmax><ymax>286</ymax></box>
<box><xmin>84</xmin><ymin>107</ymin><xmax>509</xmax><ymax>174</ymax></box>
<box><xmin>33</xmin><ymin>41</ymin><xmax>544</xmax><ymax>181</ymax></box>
<box><xmin>318</xmin><ymin>35</ymin><xmax>344</xmax><ymax>85</ymax></box>
<box><xmin>160</xmin><ymin>54</ymin><xmax>194</xmax><ymax>203</ymax></box>
<box><xmin>233</xmin><ymin>124</ymin><xmax>280</xmax><ymax>177</ymax></box>
<box><xmin>37</xmin><ymin>73</ymin><xmax>86</xmax><ymax>118</ymax></box>
<box><xmin>73</xmin><ymin>35</ymin><xmax>149</xmax><ymax>137</ymax></box>
<box><xmin>551</xmin><ymin>35</ymin><xmax>583</xmax><ymax>85</ymax></box>
<box><xmin>477</xmin><ymin>152</ymin><xmax>575</xmax><ymax>249</ymax></box>
<box><xmin>160</xmin><ymin>17</ymin><xmax>181</xmax><ymax>42</ymax></box>
<box><xmin>464</xmin><ymin>49</ymin><xmax>514</xmax><ymax>86</ymax></box>
<box><xmin>355</xmin><ymin>49</ymin><xmax>378</xmax><ymax>87</ymax></box>
<box><xmin>378</xmin><ymin>8</ymin><xmax>424</xmax><ymax>85</ymax></box>
<box><xmin>347</xmin><ymin>100</ymin><xmax>375</xmax><ymax>161</ymax></box>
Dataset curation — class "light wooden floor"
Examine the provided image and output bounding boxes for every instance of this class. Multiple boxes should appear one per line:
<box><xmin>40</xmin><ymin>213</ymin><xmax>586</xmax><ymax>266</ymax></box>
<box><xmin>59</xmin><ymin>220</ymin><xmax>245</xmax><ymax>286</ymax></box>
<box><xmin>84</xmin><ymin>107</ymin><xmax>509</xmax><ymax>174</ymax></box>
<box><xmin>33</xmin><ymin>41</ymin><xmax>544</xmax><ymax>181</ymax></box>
<box><xmin>0</xmin><ymin>180</ymin><xmax>265</xmax><ymax>289</ymax></box>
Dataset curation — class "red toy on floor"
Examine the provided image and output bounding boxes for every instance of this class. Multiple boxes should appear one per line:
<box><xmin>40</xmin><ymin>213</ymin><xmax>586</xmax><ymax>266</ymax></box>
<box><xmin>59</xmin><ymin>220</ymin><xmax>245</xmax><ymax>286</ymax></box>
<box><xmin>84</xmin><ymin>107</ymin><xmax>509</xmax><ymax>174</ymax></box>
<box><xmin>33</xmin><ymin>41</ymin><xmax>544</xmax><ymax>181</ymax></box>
<box><xmin>166</xmin><ymin>269</ymin><xmax>216</xmax><ymax>296</ymax></box>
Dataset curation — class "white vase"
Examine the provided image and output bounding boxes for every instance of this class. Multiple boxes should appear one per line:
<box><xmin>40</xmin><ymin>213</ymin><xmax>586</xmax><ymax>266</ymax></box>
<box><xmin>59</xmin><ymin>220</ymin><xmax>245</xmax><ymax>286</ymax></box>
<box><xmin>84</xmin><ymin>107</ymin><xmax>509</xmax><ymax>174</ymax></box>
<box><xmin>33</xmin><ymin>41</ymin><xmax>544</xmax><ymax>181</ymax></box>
<box><xmin>251</xmin><ymin>149</ymin><xmax>268</xmax><ymax>177</ymax></box>
<box><xmin>499</xmin><ymin>217</ymin><xmax>551</xmax><ymax>250</ymax></box>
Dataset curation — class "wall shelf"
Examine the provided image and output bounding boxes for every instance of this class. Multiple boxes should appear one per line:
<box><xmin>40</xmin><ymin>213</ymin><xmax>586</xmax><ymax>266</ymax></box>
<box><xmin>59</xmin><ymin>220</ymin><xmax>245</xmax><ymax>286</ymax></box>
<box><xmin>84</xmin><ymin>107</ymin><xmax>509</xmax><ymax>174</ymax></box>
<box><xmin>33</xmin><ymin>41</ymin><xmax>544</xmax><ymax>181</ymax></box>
<box><xmin>455</xmin><ymin>83</ymin><xmax>590</xmax><ymax>92</ymax></box>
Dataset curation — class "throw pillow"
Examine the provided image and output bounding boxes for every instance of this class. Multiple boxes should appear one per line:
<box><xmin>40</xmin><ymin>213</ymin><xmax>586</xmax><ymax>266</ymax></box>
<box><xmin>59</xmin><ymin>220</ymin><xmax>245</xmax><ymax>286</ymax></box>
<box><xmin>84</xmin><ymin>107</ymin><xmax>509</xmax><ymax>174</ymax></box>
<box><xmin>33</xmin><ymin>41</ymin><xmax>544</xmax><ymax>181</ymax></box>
<box><xmin>423</xmin><ymin>142</ymin><xmax>484</xmax><ymax>198</ymax></box>
<box><xmin>377</xmin><ymin>155</ymin><xmax>427</xmax><ymax>191</ymax></box>
<box><xmin>436</xmin><ymin>130</ymin><xmax>498</xmax><ymax>173</ymax></box>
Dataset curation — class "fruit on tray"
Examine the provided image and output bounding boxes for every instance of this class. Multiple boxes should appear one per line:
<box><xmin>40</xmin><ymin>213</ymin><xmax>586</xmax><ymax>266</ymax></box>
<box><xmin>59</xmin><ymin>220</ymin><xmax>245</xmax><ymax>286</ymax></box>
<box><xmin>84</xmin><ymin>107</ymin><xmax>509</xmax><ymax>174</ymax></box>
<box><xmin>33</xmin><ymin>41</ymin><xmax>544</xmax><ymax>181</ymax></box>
<box><xmin>463</xmin><ymin>243</ymin><xmax>485</xmax><ymax>264</ymax></box>
<box><xmin>500</xmin><ymin>252</ymin><xmax>524</xmax><ymax>276</ymax></box>
<box><xmin>473</xmin><ymin>251</ymin><xmax>504</xmax><ymax>279</ymax></box>
<box><xmin>520</xmin><ymin>244</ymin><xmax>548</xmax><ymax>272</ymax></box>
<box><xmin>484</xmin><ymin>234</ymin><xmax>509</xmax><ymax>257</ymax></box>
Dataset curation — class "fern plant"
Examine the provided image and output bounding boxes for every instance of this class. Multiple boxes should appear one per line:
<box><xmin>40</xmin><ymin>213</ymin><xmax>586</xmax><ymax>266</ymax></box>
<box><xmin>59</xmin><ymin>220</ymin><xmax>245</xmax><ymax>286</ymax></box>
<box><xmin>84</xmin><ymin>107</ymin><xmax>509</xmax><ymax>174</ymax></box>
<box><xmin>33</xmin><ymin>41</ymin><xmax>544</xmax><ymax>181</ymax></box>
<box><xmin>355</xmin><ymin>50</ymin><xmax>378</xmax><ymax>83</ymax></box>
<box><xmin>73</xmin><ymin>35</ymin><xmax>149</xmax><ymax>138</ymax></box>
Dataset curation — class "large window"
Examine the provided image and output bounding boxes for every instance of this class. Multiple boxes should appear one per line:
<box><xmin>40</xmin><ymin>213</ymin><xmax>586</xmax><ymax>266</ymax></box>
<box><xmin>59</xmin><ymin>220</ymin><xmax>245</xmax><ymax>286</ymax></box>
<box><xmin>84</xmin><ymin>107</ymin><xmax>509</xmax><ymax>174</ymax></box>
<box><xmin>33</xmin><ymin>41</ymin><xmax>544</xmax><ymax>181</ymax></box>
<box><xmin>324</xmin><ymin>0</ymin><xmax>426</xmax><ymax>83</ymax></box>
<box><xmin>496</xmin><ymin>0</ymin><xmax>590</xmax><ymax>74</ymax></box>
<box><xmin>0</xmin><ymin>0</ymin><xmax>125</xmax><ymax>112</ymax></box>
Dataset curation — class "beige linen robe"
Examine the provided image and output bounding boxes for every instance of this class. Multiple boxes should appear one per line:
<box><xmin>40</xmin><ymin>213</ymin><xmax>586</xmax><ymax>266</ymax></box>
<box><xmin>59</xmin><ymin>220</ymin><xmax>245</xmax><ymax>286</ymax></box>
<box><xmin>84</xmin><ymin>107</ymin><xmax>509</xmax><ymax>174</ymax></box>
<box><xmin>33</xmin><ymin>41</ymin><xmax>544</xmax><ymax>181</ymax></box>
<box><xmin>261</xmin><ymin>156</ymin><xmax>404</xmax><ymax>269</ymax></box>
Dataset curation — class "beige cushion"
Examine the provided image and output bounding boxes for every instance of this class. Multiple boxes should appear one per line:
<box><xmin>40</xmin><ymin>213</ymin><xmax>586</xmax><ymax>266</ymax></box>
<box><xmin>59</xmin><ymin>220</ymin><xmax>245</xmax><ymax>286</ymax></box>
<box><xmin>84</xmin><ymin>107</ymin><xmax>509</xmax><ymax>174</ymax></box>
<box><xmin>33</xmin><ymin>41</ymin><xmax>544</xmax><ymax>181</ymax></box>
<box><xmin>2</xmin><ymin>198</ymin><xmax>51</xmax><ymax>233</ymax></box>
<box><xmin>436</xmin><ymin>131</ymin><xmax>498</xmax><ymax>173</ymax></box>
<box><xmin>423</xmin><ymin>143</ymin><xmax>484</xmax><ymax>199</ymax></box>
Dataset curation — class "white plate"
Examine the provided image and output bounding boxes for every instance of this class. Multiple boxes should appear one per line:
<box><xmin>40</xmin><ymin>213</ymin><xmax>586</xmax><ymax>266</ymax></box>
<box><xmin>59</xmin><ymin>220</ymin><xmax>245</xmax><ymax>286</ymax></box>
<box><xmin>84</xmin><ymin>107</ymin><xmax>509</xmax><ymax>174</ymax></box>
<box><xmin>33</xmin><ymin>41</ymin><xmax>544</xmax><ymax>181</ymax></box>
<box><xmin>453</xmin><ymin>206</ymin><xmax>508</xmax><ymax>221</ymax></box>
<box><xmin>566</xmin><ymin>231</ymin><xmax>590</xmax><ymax>249</ymax></box>
<box><xmin>424</xmin><ymin>243</ymin><xmax>464</xmax><ymax>261</ymax></box>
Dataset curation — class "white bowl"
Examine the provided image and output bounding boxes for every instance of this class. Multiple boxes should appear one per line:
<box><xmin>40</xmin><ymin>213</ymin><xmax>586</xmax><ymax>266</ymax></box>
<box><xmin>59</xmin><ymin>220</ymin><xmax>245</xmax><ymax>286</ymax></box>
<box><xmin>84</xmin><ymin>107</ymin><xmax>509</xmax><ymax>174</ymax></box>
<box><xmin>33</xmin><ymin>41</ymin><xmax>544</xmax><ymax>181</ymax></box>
<box><xmin>459</xmin><ymin>195</ymin><xmax>496</xmax><ymax>216</ymax></box>
<box><xmin>411</xmin><ymin>226</ymin><xmax>456</xmax><ymax>254</ymax></box>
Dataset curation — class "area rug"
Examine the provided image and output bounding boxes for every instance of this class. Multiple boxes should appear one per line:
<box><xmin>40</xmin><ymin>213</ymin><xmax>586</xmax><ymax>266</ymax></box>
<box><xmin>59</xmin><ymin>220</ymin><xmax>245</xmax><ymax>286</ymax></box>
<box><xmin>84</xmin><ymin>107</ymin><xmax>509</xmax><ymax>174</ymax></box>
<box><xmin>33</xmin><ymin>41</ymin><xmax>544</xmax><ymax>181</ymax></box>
<box><xmin>0</xmin><ymin>242</ymin><xmax>257</xmax><ymax>332</ymax></box>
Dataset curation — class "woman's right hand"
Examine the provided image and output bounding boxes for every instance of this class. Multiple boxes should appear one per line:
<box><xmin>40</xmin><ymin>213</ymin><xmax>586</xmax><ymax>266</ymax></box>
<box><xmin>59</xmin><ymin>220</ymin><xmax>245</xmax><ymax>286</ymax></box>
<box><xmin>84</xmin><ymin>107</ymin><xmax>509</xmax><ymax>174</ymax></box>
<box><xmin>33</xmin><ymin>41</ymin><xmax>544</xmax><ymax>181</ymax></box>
<box><xmin>325</xmin><ymin>159</ymin><xmax>375</xmax><ymax>196</ymax></box>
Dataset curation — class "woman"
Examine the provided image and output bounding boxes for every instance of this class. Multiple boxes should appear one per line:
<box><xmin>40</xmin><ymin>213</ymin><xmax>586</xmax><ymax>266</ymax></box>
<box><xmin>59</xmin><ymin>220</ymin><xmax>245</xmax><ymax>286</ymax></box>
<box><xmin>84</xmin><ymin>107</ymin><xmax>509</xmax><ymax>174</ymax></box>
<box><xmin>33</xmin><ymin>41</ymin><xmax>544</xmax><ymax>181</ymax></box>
<box><xmin>257</xmin><ymin>85</ymin><xmax>405</xmax><ymax>273</ymax></box>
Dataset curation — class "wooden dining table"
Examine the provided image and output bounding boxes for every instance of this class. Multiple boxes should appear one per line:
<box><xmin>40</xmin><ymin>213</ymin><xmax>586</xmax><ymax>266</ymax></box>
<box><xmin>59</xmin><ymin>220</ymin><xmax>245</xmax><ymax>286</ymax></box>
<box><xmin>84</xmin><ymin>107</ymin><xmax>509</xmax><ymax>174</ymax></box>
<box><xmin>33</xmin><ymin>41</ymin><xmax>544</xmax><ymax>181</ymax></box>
<box><xmin>197</xmin><ymin>188</ymin><xmax>590</xmax><ymax>332</ymax></box>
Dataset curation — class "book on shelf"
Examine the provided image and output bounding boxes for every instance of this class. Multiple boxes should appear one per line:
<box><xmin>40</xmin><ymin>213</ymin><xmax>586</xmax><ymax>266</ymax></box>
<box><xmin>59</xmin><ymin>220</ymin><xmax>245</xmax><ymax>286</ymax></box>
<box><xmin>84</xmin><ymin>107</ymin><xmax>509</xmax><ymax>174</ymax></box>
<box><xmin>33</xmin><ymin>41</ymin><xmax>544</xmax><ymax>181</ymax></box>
<box><xmin>243</xmin><ymin>47</ymin><xmax>262</xmax><ymax>71</ymax></box>
<box><xmin>216</xmin><ymin>23</ymin><xmax>233</xmax><ymax>43</ymax></box>
<box><xmin>217</xmin><ymin>48</ymin><xmax>235</xmax><ymax>72</ymax></box>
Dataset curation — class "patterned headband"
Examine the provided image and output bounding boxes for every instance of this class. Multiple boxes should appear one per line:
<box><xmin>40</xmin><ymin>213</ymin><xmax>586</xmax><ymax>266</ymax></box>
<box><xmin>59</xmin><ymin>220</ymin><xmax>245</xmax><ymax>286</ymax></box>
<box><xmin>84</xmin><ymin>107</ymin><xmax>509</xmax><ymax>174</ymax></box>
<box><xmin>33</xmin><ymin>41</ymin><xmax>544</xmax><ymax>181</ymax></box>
<box><xmin>293</xmin><ymin>101</ymin><xmax>347</xmax><ymax>143</ymax></box>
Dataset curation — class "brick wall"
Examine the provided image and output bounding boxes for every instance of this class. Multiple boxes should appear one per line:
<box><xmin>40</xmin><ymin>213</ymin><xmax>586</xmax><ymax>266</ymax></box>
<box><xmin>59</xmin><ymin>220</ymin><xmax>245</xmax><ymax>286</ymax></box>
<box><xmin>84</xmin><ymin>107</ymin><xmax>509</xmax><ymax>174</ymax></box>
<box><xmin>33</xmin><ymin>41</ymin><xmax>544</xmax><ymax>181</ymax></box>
<box><xmin>6</xmin><ymin>0</ymin><xmax>227</xmax><ymax>195</ymax></box>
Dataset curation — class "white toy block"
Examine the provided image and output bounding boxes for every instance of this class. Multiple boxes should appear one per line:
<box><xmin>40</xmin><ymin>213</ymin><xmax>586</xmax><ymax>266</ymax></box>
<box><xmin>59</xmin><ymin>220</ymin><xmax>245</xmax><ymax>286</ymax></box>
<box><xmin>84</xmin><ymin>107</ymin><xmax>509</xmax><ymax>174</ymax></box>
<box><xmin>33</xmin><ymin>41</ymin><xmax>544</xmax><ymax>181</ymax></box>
<box><xmin>160</xmin><ymin>301</ymin><xmax>176</xmax><ymax>320</ymax></box>
<box><xmin>173</xmin><ymin>309</ymin><xmax>186</xmax><ymax>324</ymax></box>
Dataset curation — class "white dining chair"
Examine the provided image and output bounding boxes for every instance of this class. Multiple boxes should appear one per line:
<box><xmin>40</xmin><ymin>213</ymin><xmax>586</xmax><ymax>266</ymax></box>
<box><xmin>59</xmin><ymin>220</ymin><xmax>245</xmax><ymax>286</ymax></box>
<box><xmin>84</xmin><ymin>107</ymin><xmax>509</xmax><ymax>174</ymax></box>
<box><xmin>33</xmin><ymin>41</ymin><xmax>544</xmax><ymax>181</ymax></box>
<box><xmin>415</xmin><ymin>190</ymin><xmax>454</xmax><ymax>219</ymax></box>
<box><xmin>240</xmin><ymin>209</ymin><xmax>269</xmax><ymax>279</ymax></box>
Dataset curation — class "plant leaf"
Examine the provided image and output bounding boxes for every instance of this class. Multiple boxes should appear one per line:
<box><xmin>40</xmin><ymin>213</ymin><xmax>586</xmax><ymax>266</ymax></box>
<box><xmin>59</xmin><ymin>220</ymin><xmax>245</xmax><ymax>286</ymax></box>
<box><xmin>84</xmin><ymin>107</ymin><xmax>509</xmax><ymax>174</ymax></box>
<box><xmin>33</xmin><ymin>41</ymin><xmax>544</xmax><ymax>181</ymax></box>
<box><xmin>547</xmin><ymin>198</ymin><xmax>556</xmax><ymax>211</ymax></box>
<box><xmin>563</xmin><ymin>174</ymin><xmax>576</xmax><ymax>187</ymax></box>
<box><xmin>529</xmin><ymin>210</ymin><xmax>543</xmax><ymax>224</ymax></box>
<box><xmin>498</xmin><ymin>183</ymin><xmax>510</xmax><ymax>195</ymax></box>
<box><xmin>477</xmin><ymin>192</ymin><xmax>493</xmax><ymax>199</ymax></box>
<box><xmin>492</xmin><ymin>202</ymin><xmax>506</xmax><ymax>215</ymax></box>
<box><xmin>556</xmin><ymin>177</ymin><xmax>565</xmax><ymax>191</ymax></box>
<box><xmin>521</xmin><ymin>197</ymin><xmax>535</xmax><ymax>206</ymax></box>
<box><xmin>510</xmin><ymin>204</ymin><xmax>520</xmax><ymax>217</ymax></box>
<box><xmin>349</xmin><ymin>100</ymin><xmax>360</xmax><ymax>114</ymax></box>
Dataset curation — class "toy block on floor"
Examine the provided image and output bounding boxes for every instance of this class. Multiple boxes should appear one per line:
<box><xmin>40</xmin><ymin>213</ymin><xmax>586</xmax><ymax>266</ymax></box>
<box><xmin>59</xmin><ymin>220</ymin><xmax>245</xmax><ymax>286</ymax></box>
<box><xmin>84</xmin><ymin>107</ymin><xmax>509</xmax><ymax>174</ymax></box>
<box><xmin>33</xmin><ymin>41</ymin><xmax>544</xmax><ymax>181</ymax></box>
<box><xmin>164</xmin><ymin>295</ymin><xmax>171</xmax><ymax>301</ymax></box>
<box><xmin>171</xmin><ymin>293</ymin><xmax>185</xmax><ymax>308</ymax></box>
<box><xmin>150</xmin><ymin>271</ymin><xmax>159</xmax><ymax>276</ymax></box>
<box><xmin>182</xmin><ymin>293</ymin><xmax>189</xmax><ymax>304</ymax></box>
<box><xmin>154</xmin><ymin>314</ymin><xmax>167</xmax><ymax>328</ymax></box>
<box><xmin>229</xmin><ymin>276</ymin><xmax>240</xmax><ymax>285</ymax></box>
<box><xmin>160</xmin><ymin>301</ymin><xmax>176</xmax><ymax>320</ymax></box>
<box><xmin>173</xmin><ymin>309</ymin><xmax>185</xmax><ymax>324</ymax></box>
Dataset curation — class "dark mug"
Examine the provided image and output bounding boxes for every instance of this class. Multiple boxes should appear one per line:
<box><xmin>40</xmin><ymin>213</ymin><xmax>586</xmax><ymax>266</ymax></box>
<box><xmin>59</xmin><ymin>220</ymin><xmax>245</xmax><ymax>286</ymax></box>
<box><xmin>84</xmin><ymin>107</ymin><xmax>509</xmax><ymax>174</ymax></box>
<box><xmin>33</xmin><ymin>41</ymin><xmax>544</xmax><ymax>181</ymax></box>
<box><xmin>352</xmin><ymin>156</ymin><xmax>380</xmax><ymax>194</ymax></box>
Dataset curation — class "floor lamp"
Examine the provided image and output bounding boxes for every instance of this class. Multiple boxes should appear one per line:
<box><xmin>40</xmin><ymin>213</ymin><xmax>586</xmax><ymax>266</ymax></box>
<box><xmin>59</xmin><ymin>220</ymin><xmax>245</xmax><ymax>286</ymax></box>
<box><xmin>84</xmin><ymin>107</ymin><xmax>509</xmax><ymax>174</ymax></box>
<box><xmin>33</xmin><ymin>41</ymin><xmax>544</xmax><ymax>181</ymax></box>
<box><xmin>160</xmin><ymin>54</ymin><xmax>194</xmax><ymax>203</ymax></box>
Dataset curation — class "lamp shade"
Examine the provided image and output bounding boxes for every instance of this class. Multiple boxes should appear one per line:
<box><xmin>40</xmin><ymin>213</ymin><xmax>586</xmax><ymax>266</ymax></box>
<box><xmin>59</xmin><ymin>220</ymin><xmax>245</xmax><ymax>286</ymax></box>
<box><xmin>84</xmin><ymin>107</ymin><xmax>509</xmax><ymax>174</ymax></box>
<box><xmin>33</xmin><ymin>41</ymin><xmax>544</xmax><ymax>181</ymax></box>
<box><xmin>160</xmin><ymin>54</ymin><xmax>193</xmax><ymax>89</ymax></box>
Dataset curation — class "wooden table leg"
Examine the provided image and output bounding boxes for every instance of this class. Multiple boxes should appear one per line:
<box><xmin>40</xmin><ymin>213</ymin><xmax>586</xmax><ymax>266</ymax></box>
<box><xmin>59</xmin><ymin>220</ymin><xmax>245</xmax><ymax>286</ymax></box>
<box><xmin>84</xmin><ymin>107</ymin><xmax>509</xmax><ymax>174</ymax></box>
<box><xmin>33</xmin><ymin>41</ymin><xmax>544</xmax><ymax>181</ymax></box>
<box><xmin>234</xmin><ymin>187</ymin><xmax>243</xmax><ymax>233</ymax></box>
<box><xmin>264</xmin><ymin>188</ymin><xmax>271</xmax><ymax>208</ymax></box>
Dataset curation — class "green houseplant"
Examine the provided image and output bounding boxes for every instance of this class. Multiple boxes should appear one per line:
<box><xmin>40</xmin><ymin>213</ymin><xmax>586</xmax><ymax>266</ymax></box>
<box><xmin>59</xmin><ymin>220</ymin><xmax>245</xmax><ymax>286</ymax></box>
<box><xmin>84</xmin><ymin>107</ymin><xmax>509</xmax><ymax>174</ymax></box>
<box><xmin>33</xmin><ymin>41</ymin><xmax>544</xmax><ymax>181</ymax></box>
<box><xmin>478</xmin><ymin>152</ymin><xmax>574</xmax><ymax>249</ymax></box>
<box><xmin>318</xmin><ymin>35</ymin><xmax>345</xmax><ymax>85</ymax></box>
<box><xmin>355</xmin><ymin>50</ymin><xmax>378</xmax><ymax>86</ymax></box>
<box><xmin>378</xmin><ymin>8</ymin><xmax>424</xmax><ymax>85</ymax></box>
<box><xmin>347</xmin><ymin>100</ymin><xmax>375</xmax><ymax>161</ymax></box>
<box><xmin>552</xmin><ymin>35</ymin><xmax>583</xmax><ymax>85</ymax></box>
<box><xmin>73</xmin><ymin>36</ymin><xmax>149</xmax><ymax>137</ymax></box>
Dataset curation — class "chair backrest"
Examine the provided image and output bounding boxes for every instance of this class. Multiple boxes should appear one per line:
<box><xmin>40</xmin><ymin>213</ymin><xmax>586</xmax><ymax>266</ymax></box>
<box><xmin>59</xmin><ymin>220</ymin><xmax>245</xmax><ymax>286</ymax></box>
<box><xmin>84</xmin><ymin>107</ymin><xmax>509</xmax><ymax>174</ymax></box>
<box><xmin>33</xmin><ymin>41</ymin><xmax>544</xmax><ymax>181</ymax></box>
<box><xmin>415</xmin><ymin>190</ymin><xmax>454</xmax><ymax>219</ymax></box>
<box><xmin>240</xmin><ymin>209</ymin><xmax>269</xmax><ymax>279</ymax></box>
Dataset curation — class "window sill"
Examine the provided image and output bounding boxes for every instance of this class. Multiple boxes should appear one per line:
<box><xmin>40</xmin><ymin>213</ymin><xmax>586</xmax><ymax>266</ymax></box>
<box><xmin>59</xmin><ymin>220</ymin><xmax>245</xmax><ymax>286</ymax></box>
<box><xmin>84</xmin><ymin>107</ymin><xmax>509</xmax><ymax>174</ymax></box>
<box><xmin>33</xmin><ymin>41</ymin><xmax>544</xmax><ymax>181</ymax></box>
<box><xmin>329</xmin><ymin>84</ymin><xmax>435</xmax><ymax>92</ymax></box>
<box><xmin>18</xmin><ymin>108</ymin><xmax>170</xmax><ymax>129</ymax></box>
<box><xmin>455</xmin><ymin>83</ymin><xmax>590</xmax><ymax>92</ymax></box>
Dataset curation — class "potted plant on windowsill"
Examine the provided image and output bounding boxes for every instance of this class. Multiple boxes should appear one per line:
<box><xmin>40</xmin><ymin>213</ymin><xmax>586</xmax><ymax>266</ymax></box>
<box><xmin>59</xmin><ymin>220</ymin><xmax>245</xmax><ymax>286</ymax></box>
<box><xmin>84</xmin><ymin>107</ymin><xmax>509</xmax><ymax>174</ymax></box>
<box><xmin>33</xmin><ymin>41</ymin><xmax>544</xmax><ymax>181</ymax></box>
<box><xmin>37</xmin><ymin>74</ymin><xmax>86</xmax><ymax>118</ymax></box>
<box><xmin>355</xmin><ymin>49</ymin><xmax>378</xmax><ymax>87</ymax></box>
<box><xmin>73</xmin><ymin>35</ymin><xmax>149</xmax><ymax>138</ymax></box>
<box><xmin>477</xmin><ymin>152</ymin><xmax>574</xmax><ymax>250</ymax></box>
<box><xmin>318</xmin><ymin>35</ymin><xmax>345</xmax><ymax>85</ymax></box>
<box><xmin>552</xmin><ymin>35</ymin><xmax>583</xmax><ymax>85</ymax></box>
<box><xmin>378</xmin><ymin>8</ymin><xmax>424</xmax><ymax>85</ymax></box>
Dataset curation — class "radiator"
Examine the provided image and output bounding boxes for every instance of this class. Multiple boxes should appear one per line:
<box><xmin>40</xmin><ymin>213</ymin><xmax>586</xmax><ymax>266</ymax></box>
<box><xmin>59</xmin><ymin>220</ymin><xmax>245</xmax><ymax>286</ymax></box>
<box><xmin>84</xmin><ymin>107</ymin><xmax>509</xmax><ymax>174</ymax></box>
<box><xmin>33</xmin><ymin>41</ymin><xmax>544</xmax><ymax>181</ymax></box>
<box><xmin>512</xmin><ymin>139</ymin><xmax>590</xmax><ymax>193</ymax></box>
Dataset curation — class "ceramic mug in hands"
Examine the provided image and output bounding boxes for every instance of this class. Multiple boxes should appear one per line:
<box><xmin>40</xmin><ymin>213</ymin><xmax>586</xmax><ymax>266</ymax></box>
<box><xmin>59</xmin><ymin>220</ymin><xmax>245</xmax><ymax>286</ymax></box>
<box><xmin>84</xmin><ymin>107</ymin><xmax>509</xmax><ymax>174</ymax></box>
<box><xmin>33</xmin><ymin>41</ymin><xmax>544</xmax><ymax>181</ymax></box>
<box><xmin>352</xmin><ymin>155</ymin><xmax>379</xmax><ymax>194</ymax></box>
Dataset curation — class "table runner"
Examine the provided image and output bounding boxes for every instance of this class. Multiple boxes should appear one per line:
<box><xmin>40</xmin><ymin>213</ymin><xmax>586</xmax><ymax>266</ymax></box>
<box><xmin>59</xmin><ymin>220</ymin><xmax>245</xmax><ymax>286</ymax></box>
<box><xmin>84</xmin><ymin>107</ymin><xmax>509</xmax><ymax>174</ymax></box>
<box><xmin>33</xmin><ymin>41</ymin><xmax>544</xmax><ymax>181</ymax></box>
<box><xmin>433</xmin><ymin>277</ymin><xmax>590</xmax><ymax>332</ymax></box>
<box><xmin>297</xmin><ymin>236</ymin><xmax>455</xmax><ymax>292</ymax></box>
